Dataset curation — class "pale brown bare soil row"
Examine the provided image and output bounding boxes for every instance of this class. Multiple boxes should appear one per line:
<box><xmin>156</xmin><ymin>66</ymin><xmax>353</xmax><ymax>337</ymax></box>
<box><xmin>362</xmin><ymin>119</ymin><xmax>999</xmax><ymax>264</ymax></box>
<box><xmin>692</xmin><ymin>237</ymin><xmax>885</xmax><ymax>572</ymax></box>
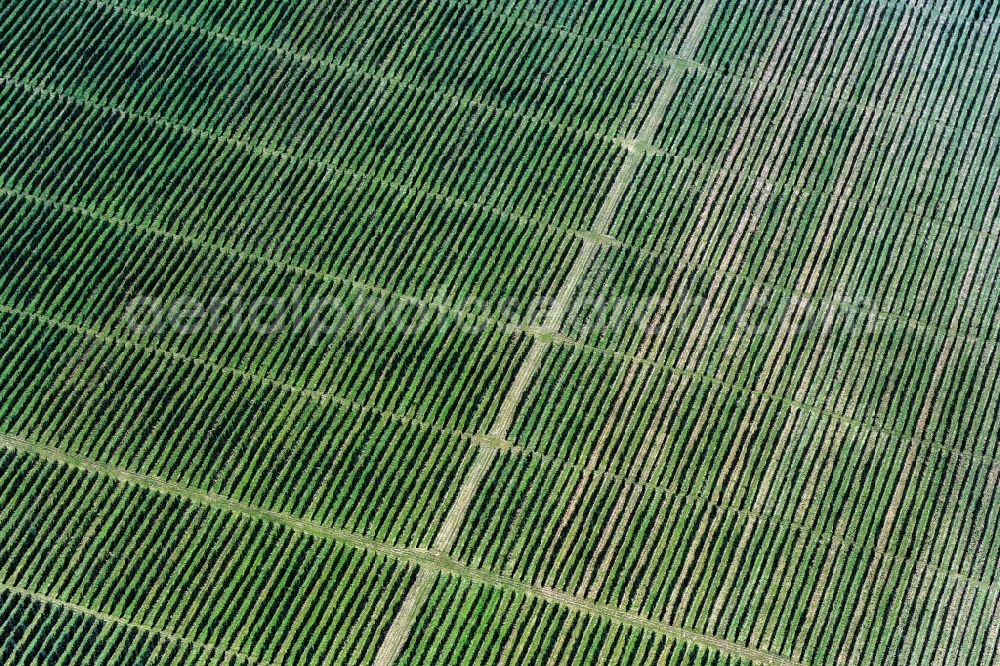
<box><xmin>664</xmin><ymin>0</ymin><xmax>892</xmax><ymax>622</ymax></box>
<box><xmin>711</xmin><ymin>54</ymin><xmax>927</xmax><ymax>648</ymax></box>
<box><xmin>699</xmin><ymin>8</ymin><xmax>941</xmax><ymax>648</ymax></box>
<box><xmin>832</xmin><ymin>58</ymin><xmax>1000</xmax><ymax>658</ymax></box>
<box><xmin>743</xmin><ymin>418</ymin><xmax>854</xmax><ymax>649</ymax></box>
<box><xmin>778</xmin><ymin>214</ymin><xmax>884</xmax><ymax>525</ymax></box>
<box><xmin>670</xmin><ymin>0</ymin><xmax>862</xmax><ymax>377</ymax></box>
<box><xmin>664</xmin><ymin>6</ymin><xmax>968</xmax><ymax>638</ymax></box>
<box><xmin>821</xmin><ymin>80</ymin><xmax>1000</xmax><ymax>431</ymax></box>
<box><xmin>836</xmin><ymin>226</ymin><xmax>996</xmax><ymax>665</ymax></box>
<box><xmin>551</xmin><ymin>0</ymin><xmax>821</xmax><ymax>590</ymax></box>
<box><xmin>931</xmin><ymin>474</ymin><xmax>999</xmax><ymax>666</ymax></box>
<box><xmin>642</xmin><ymin>0</ymin><xmax>855</xmax><ymax>485</ymax></box>
<box><xmin>538</xmin><ymin>0</ymin><xmax>750</xmax><ymax>574</ymax></box>
<box><xmin>580</xmin><ymin>0</ymin><xmax>900</xmax><ymax>601</ymax></box>
<box><xmin>832</xmin><ymin>68</ymin><xmax>1000</xmax><ymax>658</ymax></box>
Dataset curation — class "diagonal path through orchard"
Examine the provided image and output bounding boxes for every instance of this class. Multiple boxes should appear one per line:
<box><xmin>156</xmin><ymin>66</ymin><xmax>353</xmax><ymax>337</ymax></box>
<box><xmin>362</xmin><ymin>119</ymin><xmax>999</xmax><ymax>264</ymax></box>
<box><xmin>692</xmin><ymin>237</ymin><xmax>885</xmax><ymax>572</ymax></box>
<box><xmin>6</xmin><ymin>303</ymin><xmax>999</xmax><ymax>605</ymax></box>
<box><xmin>0</xmin><ymin>433</ymin><xmax>802</xmax><ymax>666</ymax></box>
<box><xmin>370</xmin><ymin>2</ymin><xmax>724</xmax><ymax>664</ymax></box>
<box><xmin>0</xmin><ymin>581</ymin><xmax>273</xmax><ymax>666</ymax></box>
<box><xmin>3</xmin><ymin>2</ymin><xmax>997</xmax><ymax>664</ymax></box>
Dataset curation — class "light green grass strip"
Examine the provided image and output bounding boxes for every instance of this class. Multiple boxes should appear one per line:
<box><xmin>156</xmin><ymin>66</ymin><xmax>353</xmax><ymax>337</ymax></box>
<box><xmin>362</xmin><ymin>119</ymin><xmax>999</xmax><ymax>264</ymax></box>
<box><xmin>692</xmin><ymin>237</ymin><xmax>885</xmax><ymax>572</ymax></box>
<box><xmin>0</xmin><ymin>433</ymin><xmax>800</xmax><ymax>666</ymax></box>
<box><xmin>371</xmin><ymin>0</ymin><xmax>732</xmax><ymax>661</ymax></box>
<box><xmin>0</xmin><ymin>581</ymin><xmax>269</xmax><ymax>666</ymax></box>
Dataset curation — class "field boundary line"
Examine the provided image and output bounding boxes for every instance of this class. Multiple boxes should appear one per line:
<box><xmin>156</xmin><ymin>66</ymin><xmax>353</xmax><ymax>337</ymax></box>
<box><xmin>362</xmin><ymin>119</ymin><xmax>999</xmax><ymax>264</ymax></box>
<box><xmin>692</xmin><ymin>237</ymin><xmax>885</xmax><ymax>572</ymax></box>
<box><xmin>8</xmin><ymin>71</ymin><xmax>999</xmax><ymax>292</ymax></box>
<box><xmin>0</xmin><ymin>433</ymin><xmax>801</xmax><ymax>666</ymax></box>
<box><xmin>4</xmin><ymin>177</ymin><xmax>995</xmax><ymax>363</ymax></box>
<box><xmin>371</xmin><ymin>0</ymin><xmax>723</xmax><ymax>660</ymax></box>
<box><xmin>370</xmin><ymin>129</ymin><xmax>622</xmax><ymax>666</ymax></box>
<box><xmin>34</xmin><ymin>0</ymin><xmax>1000</xmax><ymax>235</ymax></box>
<box><xmin>3</xmin><ymin>300</ymin><xmax>992</xmax><ymax>488</ymax></box>
<box><xmin>4</xmin><ymin>301</ymin><xmax>997</xmax><ymax>594</ymax></box>
<box><xmin>0</xmin><ymin>581</ymin><xmax>269</xmax><ymax>666</ymax></box>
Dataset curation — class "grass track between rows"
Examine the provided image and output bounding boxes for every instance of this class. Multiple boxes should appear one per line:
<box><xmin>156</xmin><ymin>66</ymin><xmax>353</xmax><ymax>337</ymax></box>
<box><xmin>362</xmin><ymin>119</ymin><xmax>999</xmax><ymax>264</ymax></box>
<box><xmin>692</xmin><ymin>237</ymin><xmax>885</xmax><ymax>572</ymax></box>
<box><xmin>0</xmin><ymin>582</ymin><xmax>270</xmax><ymax>666</ymax></box>
<box><xmin>0</xmin><ymin>432</ymin><xmax>800</xmax><ymax>666</ymax></box>
<box><xmin>4</xmin><ymin>302</ymin><xmax>997</xmax><ymax>574</ymax></box>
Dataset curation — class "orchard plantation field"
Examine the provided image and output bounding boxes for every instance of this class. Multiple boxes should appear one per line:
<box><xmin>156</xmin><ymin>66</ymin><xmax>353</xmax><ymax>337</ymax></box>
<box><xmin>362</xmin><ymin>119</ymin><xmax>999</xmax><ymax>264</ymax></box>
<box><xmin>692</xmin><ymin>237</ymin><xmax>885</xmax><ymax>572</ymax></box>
<box><xmin>0</xmin><ymin>0</ymin><xmax>999</xmax><ymax>664</ymax></box>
